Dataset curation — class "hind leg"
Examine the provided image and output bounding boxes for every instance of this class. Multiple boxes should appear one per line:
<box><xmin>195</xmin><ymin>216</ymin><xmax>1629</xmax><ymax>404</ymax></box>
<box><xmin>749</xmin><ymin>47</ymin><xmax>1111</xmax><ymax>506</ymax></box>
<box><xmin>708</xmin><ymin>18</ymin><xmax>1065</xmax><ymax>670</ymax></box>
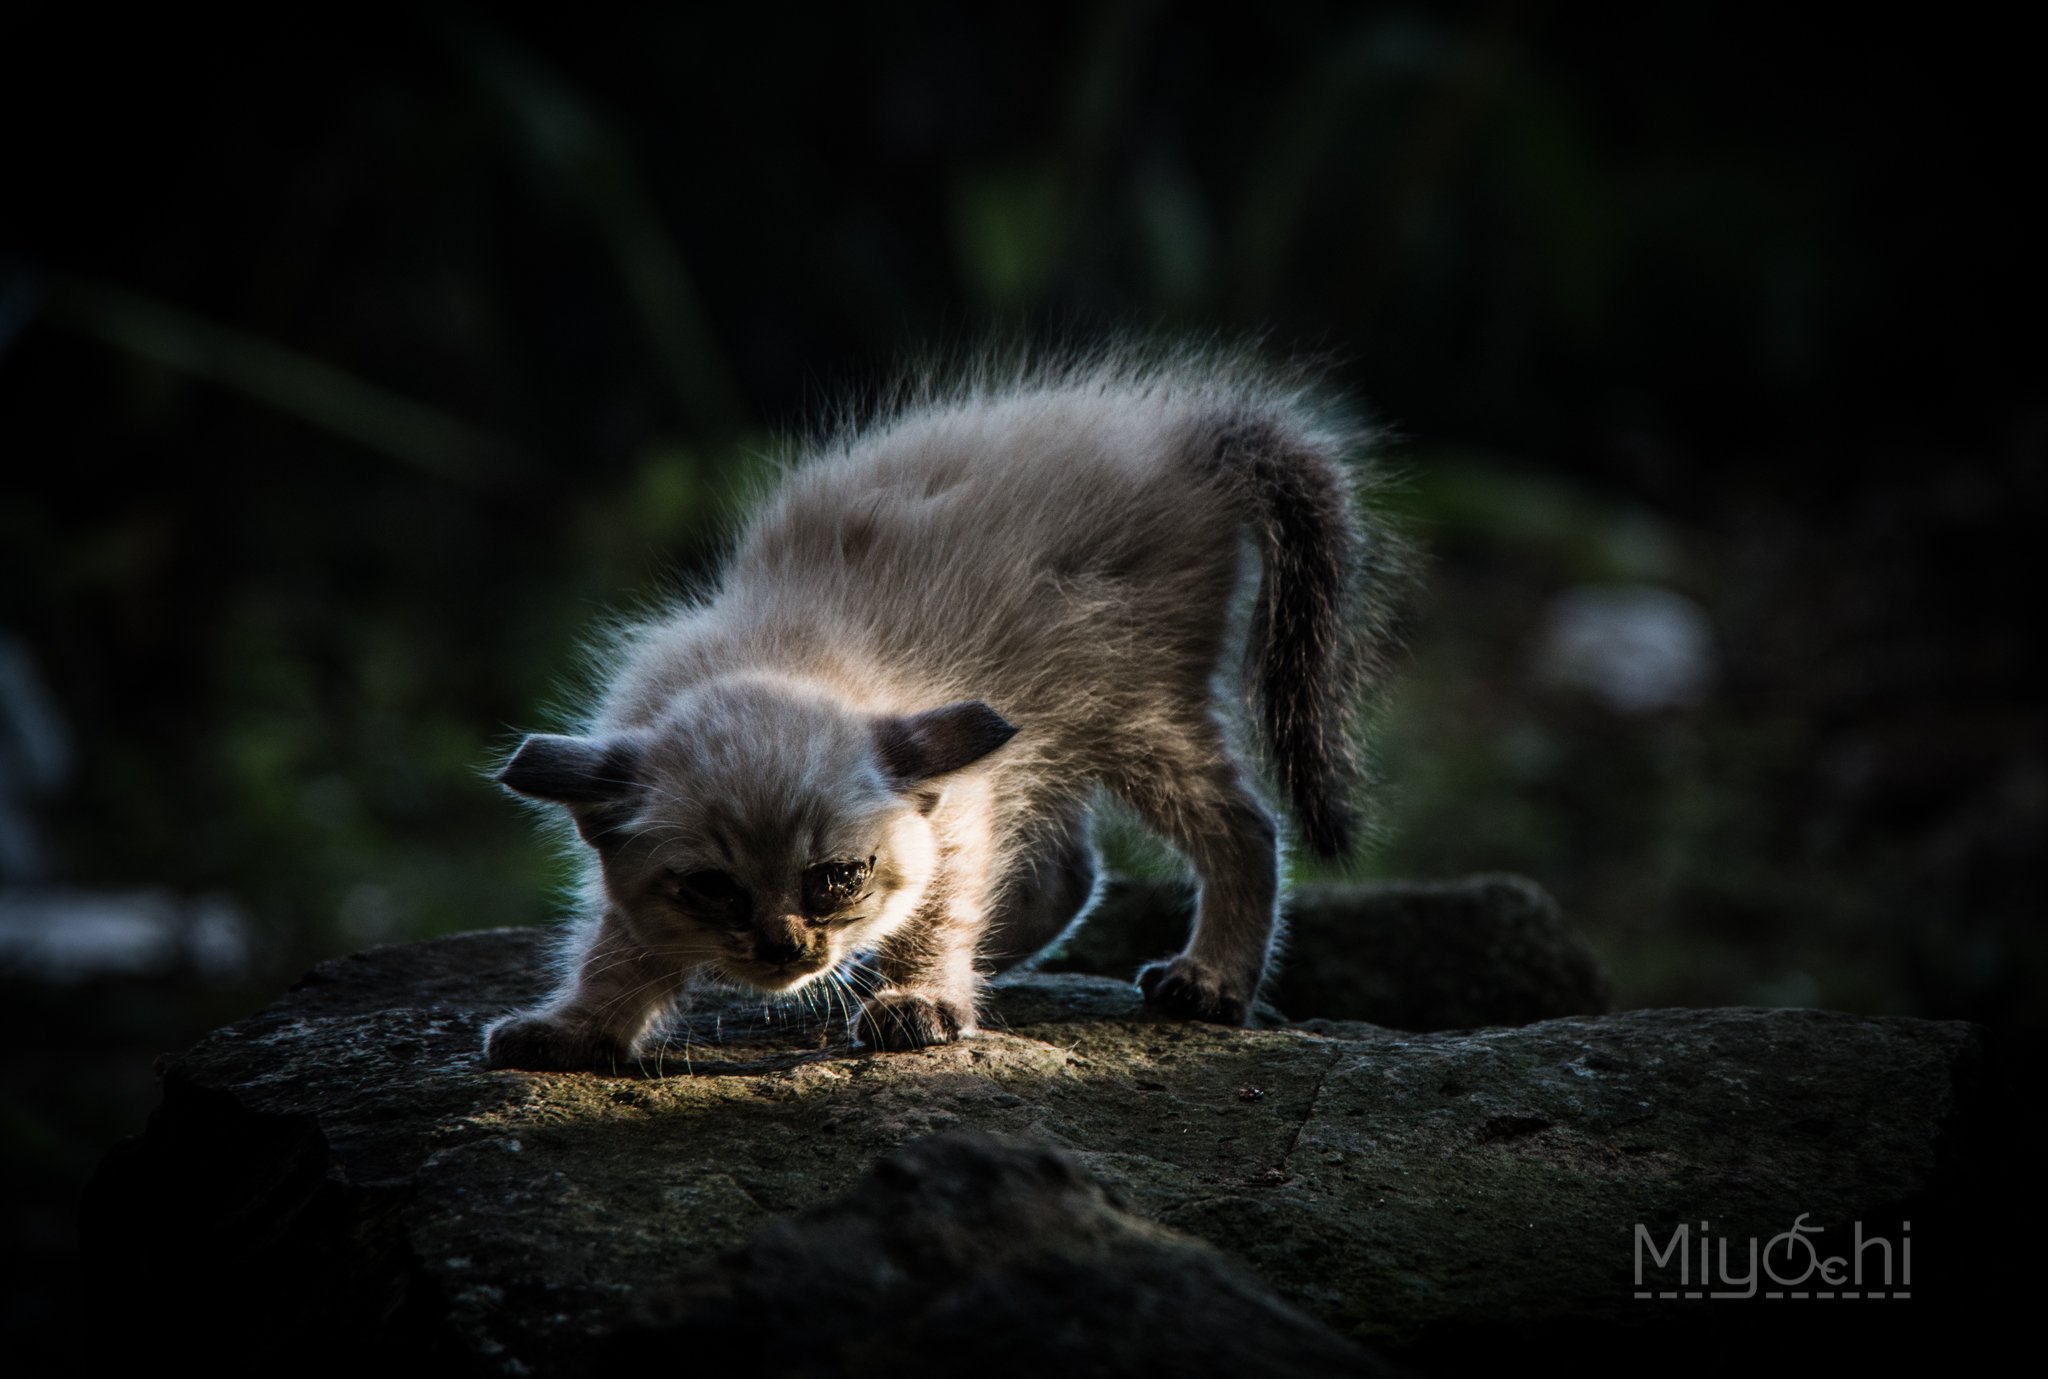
<box><xmin>981</xmin><ymin>804</ymin><xmax>1101</xmax><ymax>970</ymax></box>
<box><xmin>1110</xmin><ymin>746</ymin><xmax>1279</xmax><ymax>1025</ymax></box>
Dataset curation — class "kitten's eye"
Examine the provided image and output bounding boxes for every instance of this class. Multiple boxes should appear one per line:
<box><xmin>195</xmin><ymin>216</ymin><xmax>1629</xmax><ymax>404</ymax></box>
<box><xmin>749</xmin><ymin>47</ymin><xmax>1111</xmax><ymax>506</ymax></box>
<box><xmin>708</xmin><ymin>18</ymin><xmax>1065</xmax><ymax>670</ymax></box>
<box><xmin>665</xmin><ymin>869</ymin><xmax>748</xmax><ymax>916</ymax></box>
<box><xmin>801</xmin><ymin>856</ymin><xmax>874</xmax><ymax>916</ymax></box>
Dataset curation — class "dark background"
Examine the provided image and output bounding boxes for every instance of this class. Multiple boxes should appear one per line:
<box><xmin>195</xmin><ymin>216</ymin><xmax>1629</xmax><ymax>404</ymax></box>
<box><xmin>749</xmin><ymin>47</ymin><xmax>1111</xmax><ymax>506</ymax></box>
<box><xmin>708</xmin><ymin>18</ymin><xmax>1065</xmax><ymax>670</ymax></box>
<box><xmin>2</xmin><ymin>3</ymin><xmax>2040</xmax><ymax>1361</ymax></box>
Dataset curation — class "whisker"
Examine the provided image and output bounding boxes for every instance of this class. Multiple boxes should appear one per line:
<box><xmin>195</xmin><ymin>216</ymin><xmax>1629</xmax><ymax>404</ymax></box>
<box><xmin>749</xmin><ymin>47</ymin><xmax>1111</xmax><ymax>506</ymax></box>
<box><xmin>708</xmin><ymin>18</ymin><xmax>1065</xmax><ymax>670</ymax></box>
<box><xmin>825</xmin><ymin>969</ymin><xmax>855</xmax><ymax>1045</ymax></box>
<box><xmin>832</xmin><ymin>969</ymin><xmax>862</xmax><ymax>1046</ymax></box>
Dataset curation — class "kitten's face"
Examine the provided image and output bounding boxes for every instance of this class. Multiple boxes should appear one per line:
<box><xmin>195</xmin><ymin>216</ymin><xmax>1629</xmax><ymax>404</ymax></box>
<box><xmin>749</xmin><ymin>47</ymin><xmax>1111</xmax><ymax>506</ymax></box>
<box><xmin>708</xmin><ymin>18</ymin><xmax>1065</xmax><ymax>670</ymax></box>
<box><xmin>498</xmin><ymin>677</ymin><xmax>1015</xmax><ymax>995</ymax></box>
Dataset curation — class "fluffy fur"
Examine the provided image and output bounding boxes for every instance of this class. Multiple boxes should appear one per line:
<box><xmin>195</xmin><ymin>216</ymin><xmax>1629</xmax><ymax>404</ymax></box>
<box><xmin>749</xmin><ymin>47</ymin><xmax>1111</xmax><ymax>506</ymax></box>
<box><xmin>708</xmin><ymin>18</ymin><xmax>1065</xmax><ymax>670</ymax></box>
<box><xmin>483</xmin><ymin>347</ymin><xmax>1408</xmax><ymax>1067</ymax></box>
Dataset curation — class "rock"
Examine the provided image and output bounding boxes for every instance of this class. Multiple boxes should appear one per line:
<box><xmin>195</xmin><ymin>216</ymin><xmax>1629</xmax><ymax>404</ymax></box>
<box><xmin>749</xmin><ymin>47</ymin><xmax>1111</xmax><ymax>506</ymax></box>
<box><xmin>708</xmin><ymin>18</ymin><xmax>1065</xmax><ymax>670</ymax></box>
<box><xmin>84</xmin><ymin>924</ymin><xmax>1990</xmax><ymax>1374</ymax></box>
<box><xmin>611</xmin><ymin>1131</ymin><xmax>1398</xmax><ymax>1377</ymax></box>
<box><xmin>1048</xmin><ymin>874</ymin><xmax>1612</xmax><ymax>1029</ymax></box>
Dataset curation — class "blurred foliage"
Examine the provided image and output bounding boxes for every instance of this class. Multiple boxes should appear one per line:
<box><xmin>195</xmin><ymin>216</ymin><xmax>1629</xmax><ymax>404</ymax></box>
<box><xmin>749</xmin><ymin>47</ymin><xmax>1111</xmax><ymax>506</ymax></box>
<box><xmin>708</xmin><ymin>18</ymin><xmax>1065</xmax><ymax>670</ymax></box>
<box><xmin>0</xmin><ymin>0</ymin><xmax>2037</xmax><ymax>997</ymax></box>
<box><xmin>0</xmin><ymin>6</ymin><xmax>2042</xmax><ymax>1354</ymax></box>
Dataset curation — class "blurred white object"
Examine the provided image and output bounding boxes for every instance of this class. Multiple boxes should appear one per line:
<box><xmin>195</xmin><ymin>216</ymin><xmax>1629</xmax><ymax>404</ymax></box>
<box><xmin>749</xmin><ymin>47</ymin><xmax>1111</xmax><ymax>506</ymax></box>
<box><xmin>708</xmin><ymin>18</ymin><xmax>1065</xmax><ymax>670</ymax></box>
<box><xmin>0</xmin><ymin>888</ymin><xmax>251</xmax><ymax>981</ymax></box>
<box><xmin>1536</xmin><ymin>584</ymin><xmax>1714</xmax><ymax>713</ymax></box>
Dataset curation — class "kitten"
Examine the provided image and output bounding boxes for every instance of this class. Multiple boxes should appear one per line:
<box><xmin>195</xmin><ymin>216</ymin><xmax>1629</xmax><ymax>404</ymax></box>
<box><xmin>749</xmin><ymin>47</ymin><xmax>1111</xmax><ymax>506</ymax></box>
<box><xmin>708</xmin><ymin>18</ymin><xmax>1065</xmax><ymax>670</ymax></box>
<box><xmin>483</xmin><ymin>348</ymin><xmax>1408</xmax><ymax>1067</ymax></box>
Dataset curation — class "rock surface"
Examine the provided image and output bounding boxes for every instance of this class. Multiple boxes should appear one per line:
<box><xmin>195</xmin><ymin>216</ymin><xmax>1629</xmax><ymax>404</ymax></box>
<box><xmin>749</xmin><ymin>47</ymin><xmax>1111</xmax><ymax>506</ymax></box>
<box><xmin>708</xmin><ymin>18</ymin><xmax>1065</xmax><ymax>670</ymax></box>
<box><xmin>85</xmin><ymin>903</ymin><xmax>1990</xmax><ymax>1374</ymax></box>
<box><xmin>1051</xmin><ymin>873</ymin><xmax>1613</xmax><ymax>1029</ymax></box>
<box><xmin>611</xmin><ymin>1131</ymin><xmax>1399</xmax><ymax>1377</ymax></box>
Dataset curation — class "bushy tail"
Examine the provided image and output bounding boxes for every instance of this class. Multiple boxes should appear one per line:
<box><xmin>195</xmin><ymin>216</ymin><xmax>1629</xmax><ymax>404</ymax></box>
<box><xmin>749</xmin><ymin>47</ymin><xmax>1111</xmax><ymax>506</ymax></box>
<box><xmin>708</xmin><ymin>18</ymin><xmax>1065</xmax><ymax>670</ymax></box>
<box><xmin>1206</xmin><ymin>408</ymin><xmax>1407</xmax><ymax>859</ymax></box>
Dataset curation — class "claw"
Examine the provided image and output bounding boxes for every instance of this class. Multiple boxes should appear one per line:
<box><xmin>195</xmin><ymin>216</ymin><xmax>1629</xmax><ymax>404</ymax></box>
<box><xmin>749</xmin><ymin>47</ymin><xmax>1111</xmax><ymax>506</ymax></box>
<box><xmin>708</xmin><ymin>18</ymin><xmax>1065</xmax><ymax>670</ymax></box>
<box><xmin>856</xmin><ymin>992</ymin><xmax>971</xmax><ymax>1050</ymax></box>
<box><xmin>1136</xmin><ymin>957</ymin><xmax>1250</xmax><ymax>1025</ymax></box>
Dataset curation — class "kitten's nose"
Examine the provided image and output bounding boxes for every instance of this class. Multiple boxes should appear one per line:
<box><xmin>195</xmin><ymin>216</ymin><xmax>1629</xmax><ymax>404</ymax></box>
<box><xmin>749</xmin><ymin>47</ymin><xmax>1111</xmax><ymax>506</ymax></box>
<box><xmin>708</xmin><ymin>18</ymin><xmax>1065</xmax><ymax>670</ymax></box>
<box><xmin>757</xmin><ymin>935</ymin><xmax>807</xmax><ymax>967</ymax></box>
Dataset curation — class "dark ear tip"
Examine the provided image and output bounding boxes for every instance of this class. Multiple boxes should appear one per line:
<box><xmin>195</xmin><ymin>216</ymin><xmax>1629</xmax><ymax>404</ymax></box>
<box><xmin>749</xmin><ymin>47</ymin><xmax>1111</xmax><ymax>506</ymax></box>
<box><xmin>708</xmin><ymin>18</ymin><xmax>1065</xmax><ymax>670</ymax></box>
<box><xmin>495</xmin><ymin>732</ymin><xmax>640</xmax><ymax>805</ymax></box>
<box><xmin>968</xmin><ymin>700</ymin><xmax>1020</xmax><ymax>745</ymax></box>
<box><xmin>875</xmin><ymin>698</ymin><xmax>1020</xmax><ymax>785</ymax></box>
<box><xmin>493</xmin><ymin>737</ymin><xmax>529</xmax><ymax>782</ymax></box>
<box><xmin>495</xmin><ymin>734</ymin><xmax>549</xmax><ymax>789</ymax></box>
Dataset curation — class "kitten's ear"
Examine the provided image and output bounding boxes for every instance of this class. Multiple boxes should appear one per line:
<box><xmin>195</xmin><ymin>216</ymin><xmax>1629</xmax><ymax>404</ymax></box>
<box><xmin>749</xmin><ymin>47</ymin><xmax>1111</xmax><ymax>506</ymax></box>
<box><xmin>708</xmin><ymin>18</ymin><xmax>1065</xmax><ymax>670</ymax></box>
<box><xmin>497</xmin><ymin>733</ymin><xmax>644</xmax><ymax>805</ymax></box>
<box><xmin>874</xmin><ymin>700</ymin><xmax>1018</xmax><ymax>786</ymax></box>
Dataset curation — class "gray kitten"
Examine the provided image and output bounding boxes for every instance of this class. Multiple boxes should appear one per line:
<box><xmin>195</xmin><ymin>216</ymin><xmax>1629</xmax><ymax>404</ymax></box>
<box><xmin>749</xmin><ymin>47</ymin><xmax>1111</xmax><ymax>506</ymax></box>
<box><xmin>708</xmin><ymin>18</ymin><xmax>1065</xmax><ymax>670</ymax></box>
<box><xmin>483</xmin><ymin>349</ymin><xmax>1407</xmax><ymax>1067</ymax></box>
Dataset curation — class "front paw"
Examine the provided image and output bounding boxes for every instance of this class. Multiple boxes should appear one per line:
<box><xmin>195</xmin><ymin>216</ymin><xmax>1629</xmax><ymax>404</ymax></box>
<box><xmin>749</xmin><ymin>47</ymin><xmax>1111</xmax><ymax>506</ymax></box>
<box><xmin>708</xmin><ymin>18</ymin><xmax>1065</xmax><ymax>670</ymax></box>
<box><xmin>855</xmin><ymin>991</ymin><xmax>973</xmax><ymax>1051</ymax></box>
<box><xmin>483</xmin><ymin>1012</ymin><xmax>626</xmax><ymax>1071</ymax></box>
<box><xmin>1136</xmin><ymin>956</ymin><xmax>1251</xmax><ymax>1025</ymax></box>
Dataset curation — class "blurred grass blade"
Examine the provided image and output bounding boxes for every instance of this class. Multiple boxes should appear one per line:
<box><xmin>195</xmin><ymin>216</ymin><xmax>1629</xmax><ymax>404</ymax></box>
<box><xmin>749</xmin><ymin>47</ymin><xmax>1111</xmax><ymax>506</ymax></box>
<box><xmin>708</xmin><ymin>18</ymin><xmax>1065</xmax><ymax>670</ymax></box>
<box><xmin>44</xmin><ymin>275</ymin><xmax>528</xmax><ymax>490</ymax></box>
<box><xmin>449</xmin><ymin>21</ymin><xmax>744</xmax><ymax>438</ymax></box>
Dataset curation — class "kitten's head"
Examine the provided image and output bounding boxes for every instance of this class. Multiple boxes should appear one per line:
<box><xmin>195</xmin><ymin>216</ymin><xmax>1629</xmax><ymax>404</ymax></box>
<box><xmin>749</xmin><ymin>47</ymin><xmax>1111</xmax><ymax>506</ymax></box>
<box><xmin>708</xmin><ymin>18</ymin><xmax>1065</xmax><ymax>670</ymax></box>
<box><xmin>497</xmin><ymin>676</ymin><xmax>1015</xmax><ymax>993</ymax></box>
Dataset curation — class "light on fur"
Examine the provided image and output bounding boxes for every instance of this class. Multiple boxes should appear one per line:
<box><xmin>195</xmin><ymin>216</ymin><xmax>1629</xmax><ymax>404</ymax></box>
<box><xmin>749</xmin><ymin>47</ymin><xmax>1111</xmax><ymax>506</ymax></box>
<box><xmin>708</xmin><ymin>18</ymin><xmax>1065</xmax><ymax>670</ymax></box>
<box><xmin>482</xmin><ymin>348</ymin><xmax>1409</xmax><ymax>1068</ymax></box>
